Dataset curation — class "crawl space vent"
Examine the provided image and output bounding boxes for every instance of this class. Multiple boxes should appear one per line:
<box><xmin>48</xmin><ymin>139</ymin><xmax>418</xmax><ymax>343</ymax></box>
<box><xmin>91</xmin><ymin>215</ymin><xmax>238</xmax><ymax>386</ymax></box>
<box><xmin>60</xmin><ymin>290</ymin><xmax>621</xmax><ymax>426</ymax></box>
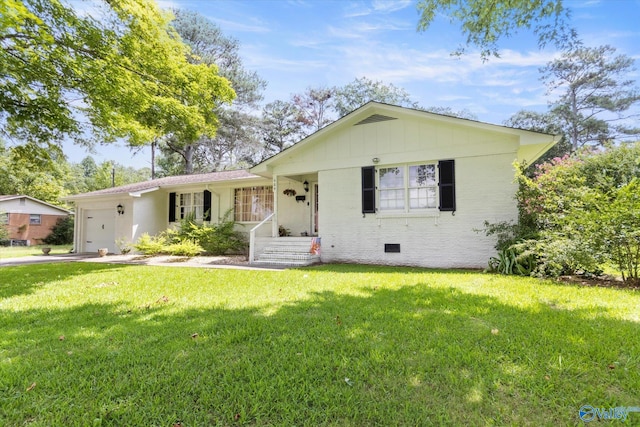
<box><xmin>384</xmin><ymin>244</ymin><xmax>401</xmax><ymax>253</ymax></box>
<box><xmin>354</xmin><ymin>114</ymin><xmax>398</xmax><ymax>126</ymax></box>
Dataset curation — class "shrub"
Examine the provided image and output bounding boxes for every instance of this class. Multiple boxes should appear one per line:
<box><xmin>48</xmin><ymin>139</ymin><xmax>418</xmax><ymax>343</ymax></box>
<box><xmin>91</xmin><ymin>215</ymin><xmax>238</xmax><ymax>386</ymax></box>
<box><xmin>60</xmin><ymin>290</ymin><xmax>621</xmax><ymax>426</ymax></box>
<box><xmin>133</xmin><ymin>233</ymin><xmax>166</xmax><ymax>255</ymax></box>
<box><xmin>0</xmin><ymin>217</ymin><xmax>7</xmax><ymax>242</ymax></box>
<box><xmin>487</xmin><ymin>247</ymin><xmax>535</xmax><ymax>276</ymax></box>
<box><xmin>133</xmin><ymin>210</ymin><xmax>245</xmax><ymax>257</ymax></box>
<box><xmin>165</xmin><ymin>240</ymin><xmax>203</xmax><ymax>257</ymax></box>
<box><xmin>195</xmin><ymin>211</ymin><xmax>246</xmax><ymax>255</ymax></box>
<box><xmin>43</xmin><ymin>216</ymin><xmax>74</xmax><ymax>245</ymax></box>
<box><xmin>577</xmin><ymin>179</ymin><xmax>640</xmax><ymax>284</ymax></box>
<box><xmin>115</xmin><ymin>237</ymin><xmax>132</xmax><ymax>255</ymax></box>
<box><xmin>485</xmin><ymin>144</ymin><xmax>640</xmax><ymax>284</ymax></box>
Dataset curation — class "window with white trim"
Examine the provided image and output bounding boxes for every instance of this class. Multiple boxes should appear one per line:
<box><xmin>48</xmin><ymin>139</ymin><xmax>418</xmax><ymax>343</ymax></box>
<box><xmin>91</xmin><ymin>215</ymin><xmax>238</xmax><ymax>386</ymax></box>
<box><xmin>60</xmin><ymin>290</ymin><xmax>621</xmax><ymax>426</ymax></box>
<box><xmin>29</xmin><ymin>214</ymin><xmax>41</xmax><ymax>225</ymax></box>
<box><xmin>379</xmin><ymin>163</ymin><xmax>437</xmax><ymax>212</ymax></box>
<box><xmin>234</xmin><ymin>186</ymin><xmax>273</xmax><ymax>222</ymax></box>
<box><xmin>178</xmin><ymin>192</ymin><xmax>204</xmax><ymax>220</ymax></box>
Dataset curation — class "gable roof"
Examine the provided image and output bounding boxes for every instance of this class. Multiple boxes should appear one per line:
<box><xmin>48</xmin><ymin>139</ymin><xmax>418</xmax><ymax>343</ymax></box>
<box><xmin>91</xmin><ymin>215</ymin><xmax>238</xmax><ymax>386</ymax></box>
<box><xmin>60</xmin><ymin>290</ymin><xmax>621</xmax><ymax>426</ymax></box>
<box><xmin>251</xmin><ymin>101</ymin><xmax>558</xmax><ymax>176</ymax></box>
<box><xmin>65</xmin><ymin>169</ymin><xmax>262</xmax><ymax>200</ymax></box>
<box><xmin>0</xmin><ymin>195</ymin><xmax>72</xmax><ymax>214</ymax></box>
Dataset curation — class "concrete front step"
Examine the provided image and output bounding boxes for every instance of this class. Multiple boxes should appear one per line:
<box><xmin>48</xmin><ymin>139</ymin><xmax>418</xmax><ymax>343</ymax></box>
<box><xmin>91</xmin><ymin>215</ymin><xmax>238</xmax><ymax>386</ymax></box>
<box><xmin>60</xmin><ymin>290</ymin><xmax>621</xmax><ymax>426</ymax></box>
<box><xmin>263</xmin><ymin>245</ymin><xmax>315</xmax><ymax>253</ymax></box>
<box><xmin>252</xmin><ymin>237</ymin><xmax>321</xmax><ymax>267</ymax></box>
<box><xmin>258</xmin><ymin>252</ymin><xmax>319</xmax><ymax>261</ymax></box>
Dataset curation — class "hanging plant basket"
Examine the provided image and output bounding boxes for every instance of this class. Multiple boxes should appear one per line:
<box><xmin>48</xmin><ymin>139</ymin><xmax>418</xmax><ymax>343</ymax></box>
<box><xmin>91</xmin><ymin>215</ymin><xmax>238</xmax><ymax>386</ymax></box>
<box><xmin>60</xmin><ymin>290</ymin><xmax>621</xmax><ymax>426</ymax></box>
<box><xmin>283</xmin><ymin>189</ymin><xmax>297</xmax><ymax>197</ymax></box>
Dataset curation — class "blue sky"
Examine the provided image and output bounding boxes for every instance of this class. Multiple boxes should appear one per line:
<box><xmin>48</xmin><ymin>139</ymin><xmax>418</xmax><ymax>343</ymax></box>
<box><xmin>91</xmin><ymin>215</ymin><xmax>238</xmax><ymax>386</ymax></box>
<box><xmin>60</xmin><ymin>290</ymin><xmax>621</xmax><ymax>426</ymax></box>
<box><xmin>68</xmin><ymin>0</ymin><xmax>640</xmax><ymax>168</ymax></box>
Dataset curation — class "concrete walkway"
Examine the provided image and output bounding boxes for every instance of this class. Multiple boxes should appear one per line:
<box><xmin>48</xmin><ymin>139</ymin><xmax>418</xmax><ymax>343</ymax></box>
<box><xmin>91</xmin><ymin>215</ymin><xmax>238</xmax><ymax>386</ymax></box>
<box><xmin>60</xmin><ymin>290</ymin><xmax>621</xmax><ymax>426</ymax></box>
<box><xmin>0</xmin><ymin>253</ymin><xmax>284</xmax><ymax>270</ymax></box>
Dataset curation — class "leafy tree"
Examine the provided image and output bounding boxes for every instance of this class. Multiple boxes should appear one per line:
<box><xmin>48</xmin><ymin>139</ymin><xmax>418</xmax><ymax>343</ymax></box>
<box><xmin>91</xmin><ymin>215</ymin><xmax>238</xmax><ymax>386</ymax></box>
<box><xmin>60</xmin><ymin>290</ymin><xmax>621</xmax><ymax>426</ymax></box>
<box><xmin>198</xmin><ymin>109</ymin><xmax>263</xmax><ymax>171</ymax></box>
<box><xmin>260</xmin><ymin>100</ymin><xmax>304</xmax><ymax>158</ymax></box>
<box><xmin>416</xmin><ymin>0</ymin><xmax>575</xmax><ymax>59</ymax></box>
<box><xmin>292</xmin><ymin>87</ymin><xmax>335</xmax><ymax>135</ymax></box>
<box><xmin>154</xmin><ymin>150</ymin><xmax>185</xmax><ymax>178</ymax></box>
<box><xmin>162</xmin><ymin>9</ymin><xmax>266</xmax><ymax>174</ymax></box>
<box><xmin>67</xmin><ymin>158</ymin><xmax>151</xmax><ymax>193</ymax></box>
<box><xmin>541</xmin><ymin>44</ymin><xmax>640</xmax><ymax>152</ymax></box>
<box><xmin>332</xmin><ymin>77</ymin><xmax>419</xmax><ymax>117</ymax></box>
<box><xmin>1</xmin><ymin>0</ymin><xmax>234</xmax><ymax>148</ymax></box>
<box><xmin>90</xmin><ymin>161</ymin><xmax>151</xmax><ymax>190</ymax></box>
<box><xmin>0</xmin><ymin>141</ymin><xmax>70</xmax><ymax>204</ymax></box>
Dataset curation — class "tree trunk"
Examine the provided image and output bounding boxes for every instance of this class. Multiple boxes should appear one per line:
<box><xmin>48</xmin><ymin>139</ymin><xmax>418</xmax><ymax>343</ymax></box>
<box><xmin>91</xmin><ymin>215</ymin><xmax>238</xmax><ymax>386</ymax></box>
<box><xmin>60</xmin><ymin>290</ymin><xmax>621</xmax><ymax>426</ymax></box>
<box><xmin>184</xmin><ymin>144</ymin><xmax>194</xmax><ymax>175</ymax></box>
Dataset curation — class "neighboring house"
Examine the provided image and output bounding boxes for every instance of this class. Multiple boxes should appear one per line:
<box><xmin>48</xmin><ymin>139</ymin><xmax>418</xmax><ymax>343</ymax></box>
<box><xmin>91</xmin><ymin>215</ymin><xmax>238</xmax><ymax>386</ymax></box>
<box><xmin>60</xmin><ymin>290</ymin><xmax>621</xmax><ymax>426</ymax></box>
<box><xmin>66</xmin><ymin>102</ymin><xmax>557</xmax><ymax>267</ymax></box>
<box><xmin>0</xmin><ymin>195</ymin><xmax>72</xmax><ymax>245</ymax></box>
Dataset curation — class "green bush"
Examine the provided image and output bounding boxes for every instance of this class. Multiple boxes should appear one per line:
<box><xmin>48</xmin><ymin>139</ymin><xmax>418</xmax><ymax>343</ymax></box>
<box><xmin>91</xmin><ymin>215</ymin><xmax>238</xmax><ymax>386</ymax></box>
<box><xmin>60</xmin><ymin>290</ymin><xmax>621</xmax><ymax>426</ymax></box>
<box><xmin>133</xmin><ymin>233</ymin><xmax>166</xmax><ymax>255</ymax></box>
<box><xmin>133</xmin><ymin>210</ymin><xmax>245</xmax><ymax>257</ymax></box>
<box><xmin>43</xmin><ymin>216</ymin><xmax>74</xmax><ymax>245</ymax></box>
<box><xmin>174</xmin><ymin>210</ymin><xmax>246</xmax><ymax>255</ymax></box>
<box><xmin>165</xmin><ymin>240</ymin><xmax>203</xmax><ymax>257</ymax></box>
<box><xmin>487</xmin><ymin>247</ymin><xmax>536</xmax><ymax>276</ymax></box>
<box><xmin>0</xmin><ymin>218</ymin><xmax>7</xmax><ymax>242</ymax></box>
<box><xmin>485</xmin><ymin>144</ymin><xmax>640</xmax><ymax>284</ymax></box>
<box><xmin>198</xmin><ymin>218</ymin><xmax>246</xmax><ymax>256</ymax></box>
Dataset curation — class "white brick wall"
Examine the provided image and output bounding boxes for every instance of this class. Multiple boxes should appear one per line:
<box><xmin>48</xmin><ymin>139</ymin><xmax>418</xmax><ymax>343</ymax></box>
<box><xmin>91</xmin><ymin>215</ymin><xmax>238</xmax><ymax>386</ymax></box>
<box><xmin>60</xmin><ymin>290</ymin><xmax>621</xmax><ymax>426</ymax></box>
<box><xmin>317</xmin><ymin>152</ymin><xmax>518</xmax><ymax>269</ymax></box>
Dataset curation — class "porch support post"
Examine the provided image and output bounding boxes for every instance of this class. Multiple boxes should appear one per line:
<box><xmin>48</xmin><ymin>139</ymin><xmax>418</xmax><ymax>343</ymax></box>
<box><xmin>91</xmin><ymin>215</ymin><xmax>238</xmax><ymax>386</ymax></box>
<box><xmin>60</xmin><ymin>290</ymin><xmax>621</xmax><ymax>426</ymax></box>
<box><xmin>74</xmin><ymin>206</ymin><xmax>82</xmax><ymax>253</ymax></box>
<box><xmin>272</xmin><ymin>176</ymin><xmax>278</xmax><ymax>237</ymax></box>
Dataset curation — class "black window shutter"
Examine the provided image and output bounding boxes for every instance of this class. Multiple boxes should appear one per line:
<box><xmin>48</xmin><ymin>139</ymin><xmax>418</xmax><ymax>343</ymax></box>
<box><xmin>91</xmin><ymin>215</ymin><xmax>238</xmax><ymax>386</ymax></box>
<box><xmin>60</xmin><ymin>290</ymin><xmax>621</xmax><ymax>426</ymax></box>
<box><xmin>203</xmin><ymin>190</ymin><xmax>212</xmax><ymax>221</ymax></box>
<box><xmin>169</xmin><ymin>192</ymin><xmax>176</xmax><ymax>222</ymax></box>
<box><xmin>362</xmin><ymin>166</ymin><xmax>376</xmax><ymax>214</ymax></box>
<box><xmin>438</xmin><ymin>160</ymin><xmax>456</xmax><ymax>212</ymax></box>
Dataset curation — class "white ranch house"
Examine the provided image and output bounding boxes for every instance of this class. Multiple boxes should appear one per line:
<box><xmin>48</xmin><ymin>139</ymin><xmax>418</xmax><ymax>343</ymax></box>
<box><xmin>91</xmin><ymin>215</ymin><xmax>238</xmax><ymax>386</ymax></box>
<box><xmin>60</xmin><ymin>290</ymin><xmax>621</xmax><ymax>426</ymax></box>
<box><xmin>66</xmin><ymin>102</ymin><xmax>557</xmax><ymax>267</ymax></box>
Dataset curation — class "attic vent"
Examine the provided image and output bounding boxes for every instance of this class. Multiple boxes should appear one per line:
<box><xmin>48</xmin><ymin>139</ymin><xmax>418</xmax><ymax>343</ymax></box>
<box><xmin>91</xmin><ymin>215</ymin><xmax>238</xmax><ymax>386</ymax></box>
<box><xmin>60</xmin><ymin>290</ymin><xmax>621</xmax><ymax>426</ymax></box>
<box><xmin>354</xmin><ymin>114</ymin><xmax>398</xmax><ymax>126</ymax></box>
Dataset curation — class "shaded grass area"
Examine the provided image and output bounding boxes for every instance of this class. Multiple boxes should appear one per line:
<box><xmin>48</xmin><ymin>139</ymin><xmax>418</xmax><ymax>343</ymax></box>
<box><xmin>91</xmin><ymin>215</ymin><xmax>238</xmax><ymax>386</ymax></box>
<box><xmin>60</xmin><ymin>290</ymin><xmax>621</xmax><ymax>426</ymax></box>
<box><xmin>0</xmin><ymin>263</ymin><xmax>638</xmax><ymax>426</ymax></box>
<box><xmin>0</xmin><ymin>244</ymin><xmax>73</xmax><ymax>258</ymax></box>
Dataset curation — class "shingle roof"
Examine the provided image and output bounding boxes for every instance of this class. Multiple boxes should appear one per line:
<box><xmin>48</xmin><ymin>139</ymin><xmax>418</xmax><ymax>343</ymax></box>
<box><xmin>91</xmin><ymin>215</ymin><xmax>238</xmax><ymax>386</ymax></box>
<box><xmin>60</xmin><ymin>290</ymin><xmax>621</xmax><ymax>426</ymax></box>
<box><xmin>66</xmin><ymin>169</ymin><xmax>261</xmax><ymax>200</ymax></box>
<box><xmin>0</xmin><ymin>195</ymin><xmax>72</xmax><ymax>213</ymax></box>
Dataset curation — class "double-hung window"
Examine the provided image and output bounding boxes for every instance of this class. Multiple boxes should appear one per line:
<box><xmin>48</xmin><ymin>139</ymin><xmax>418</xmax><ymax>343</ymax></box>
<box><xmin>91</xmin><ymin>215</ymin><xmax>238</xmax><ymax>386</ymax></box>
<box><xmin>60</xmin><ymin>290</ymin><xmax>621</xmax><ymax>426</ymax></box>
<box><xmin>169</xmin><ymin>190</ymin><xmax>211</xmax><ymax>223</ymax></box>
<box><xmin>29</xmin><ymin>214</ymin><xmax>42</xmax><ymax>225</ymax></box>
<box><xmin>379</xmin><ymin>166</ymin><xmax>406</xmax><ymax>210</ymax></box>
<box><xmin>379</xmin><ymin>164</ymin><xmax>437</xmax><ymax>212</ymax></box>
<box><xmin>179</xmin><ymin>192</ymin><xmax>204</xmax><ymax>221</ymax></box>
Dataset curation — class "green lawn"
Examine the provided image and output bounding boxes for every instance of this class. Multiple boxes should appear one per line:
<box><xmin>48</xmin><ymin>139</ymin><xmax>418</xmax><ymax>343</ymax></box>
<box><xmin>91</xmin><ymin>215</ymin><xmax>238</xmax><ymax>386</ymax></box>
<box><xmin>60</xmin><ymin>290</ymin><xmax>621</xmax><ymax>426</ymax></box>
<box><xmin>0</xmin><ymin>263</ymin><xmax>638</xmax><ymax>426</ymax></box>
<box><xmin>0</xmin><ymin>244</ymin><xmax>73</xmax><ymax>258</ymax></box>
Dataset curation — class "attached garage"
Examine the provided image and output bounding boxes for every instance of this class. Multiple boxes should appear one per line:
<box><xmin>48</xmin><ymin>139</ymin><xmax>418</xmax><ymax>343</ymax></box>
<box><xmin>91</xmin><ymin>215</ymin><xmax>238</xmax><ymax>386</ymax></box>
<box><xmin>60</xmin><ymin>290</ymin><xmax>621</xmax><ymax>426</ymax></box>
<box><xmin>83</xmin><ymin>209</ymin><xmax>115</xmax><ymax>253</ymax></box>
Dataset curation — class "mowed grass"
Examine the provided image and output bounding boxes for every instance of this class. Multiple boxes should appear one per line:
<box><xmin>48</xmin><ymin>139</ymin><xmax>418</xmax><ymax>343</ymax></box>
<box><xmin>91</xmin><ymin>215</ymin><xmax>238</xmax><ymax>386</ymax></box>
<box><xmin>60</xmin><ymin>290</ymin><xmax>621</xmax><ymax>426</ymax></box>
<box><xmin>0</xmin><ymin>263</ymin><xmax>638</xmax><ymax>426</ymax></box>
<box><xmin>0</xmin><ymin>244</ymin><xmax>73</xmax><ymax>258</ymax></box>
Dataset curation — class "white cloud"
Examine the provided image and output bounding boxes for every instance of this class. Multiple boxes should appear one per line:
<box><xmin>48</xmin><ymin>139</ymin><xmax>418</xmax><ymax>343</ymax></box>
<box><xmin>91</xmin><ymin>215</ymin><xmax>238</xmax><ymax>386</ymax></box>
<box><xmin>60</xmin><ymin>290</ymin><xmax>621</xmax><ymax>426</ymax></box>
<box><xmin>212</xmin><ymin>17</ymin><xmax>271</xmax><ymax>33</ymax></box>
<box><xmin>371</xmin><ymin>0</ymin><xmax>413</xmax><ymax>13</ymax></box>
<box><xmin>157</xmin><ymin>0</ymin><xmax>182</xmax><ymax>10</ymax></box>
<box><xmin>240</xmin><ymin>46</ymin><xmax>330</xmax><ymax>73</ymax></box>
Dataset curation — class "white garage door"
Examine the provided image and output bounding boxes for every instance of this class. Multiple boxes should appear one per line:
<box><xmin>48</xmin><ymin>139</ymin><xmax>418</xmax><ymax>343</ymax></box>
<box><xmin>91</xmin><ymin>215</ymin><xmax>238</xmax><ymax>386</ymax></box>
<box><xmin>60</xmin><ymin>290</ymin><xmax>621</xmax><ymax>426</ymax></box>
<box><xmin>84</xmin><ymin>209</ymin><xmax>115</xmax><ymax>253</ymax></box>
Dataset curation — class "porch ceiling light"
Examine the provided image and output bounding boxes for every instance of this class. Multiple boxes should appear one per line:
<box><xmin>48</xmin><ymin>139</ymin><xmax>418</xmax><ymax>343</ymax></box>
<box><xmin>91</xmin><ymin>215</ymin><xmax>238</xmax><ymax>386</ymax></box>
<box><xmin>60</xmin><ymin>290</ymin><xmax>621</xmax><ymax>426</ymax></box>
<box><xmin>303</xmin><ymin>180</ymin><xmax>309</xmax><ymax>192</ymax></box>
<box><xmin>117</xmin><ymin>204</ymin><xmax>124</xmax><ymax>215</ymax></box>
